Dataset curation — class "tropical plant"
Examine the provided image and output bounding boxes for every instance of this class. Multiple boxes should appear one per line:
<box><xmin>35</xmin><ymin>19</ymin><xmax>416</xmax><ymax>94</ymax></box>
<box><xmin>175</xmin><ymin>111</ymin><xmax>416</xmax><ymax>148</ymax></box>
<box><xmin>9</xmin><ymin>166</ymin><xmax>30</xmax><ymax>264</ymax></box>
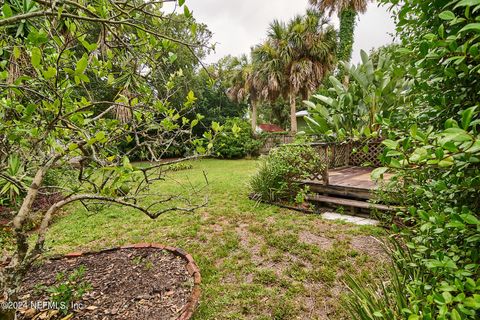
<box><xmin>0</xmin><ymin>2</ymin><xmax>216</xmax><ymax>318</ymax></box>
<box><xmin>309</xmin><ymin>0</ymin><xmax>373</xmax><ymax>63</ymax></box>
<box><xmin>250</xmin><ymin>144</ymin><xmax>323</xmax><ymax>202</ymax></box>
<box><xmin>0</xmin><ymin>155</ymin><xmax>30</xmax><ymax>207</ymax></box>
<box><xmin>304</xmin><ymin>50</ymin><xmax>408</xmax><ymax>141</ymax></box>
<box><xmin>3</xmin><ymin>0</ymin><xmax>38</xmax><ymax>38</ymax></box>
<box><xmin>369</xmin><ymin>109</ymin><xmax>480</xmax><ymax>319</ymax></box>
<box><xmin>253</xmin><ymin>10</ymin><xmax>337</xmax><ymax>133</ymax></box>
<box><xmin>378</xmin><ymin>0</ymin><xmax>480</xmax><ymax>127</ymax></box>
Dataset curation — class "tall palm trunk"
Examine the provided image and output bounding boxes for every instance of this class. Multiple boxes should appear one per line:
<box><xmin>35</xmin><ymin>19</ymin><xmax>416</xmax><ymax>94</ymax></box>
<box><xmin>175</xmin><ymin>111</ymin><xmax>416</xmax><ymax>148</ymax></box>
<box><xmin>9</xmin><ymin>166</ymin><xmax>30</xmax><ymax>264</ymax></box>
<box><xmin>338</xmin><ymin>9</ymin><xmax>356</xmax><ymax>63</ymax></box>
<box><xmin>251</xmin><ymin>100</ymin><xmax>258</xmax><ymax>133</ymax></box>
<box><xmin>289</xmin><ymin>94</ymin><xmax>297</xmax><ymax>133</ymax></box>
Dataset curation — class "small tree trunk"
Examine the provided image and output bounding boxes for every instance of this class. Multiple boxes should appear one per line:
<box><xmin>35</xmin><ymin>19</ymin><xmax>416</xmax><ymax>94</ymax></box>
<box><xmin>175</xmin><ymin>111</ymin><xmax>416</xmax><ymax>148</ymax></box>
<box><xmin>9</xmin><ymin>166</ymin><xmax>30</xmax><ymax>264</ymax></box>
<box><xmin>3</xmin><ymin>159</ymin><xmax>58</xmax><ymax>317</ymax></box>
<box><xmin>251</xmin><ymin>100</ymin><xmax>257</xmax><ymax>134</ymax></box>
<box><xmin>290</xmin><ymin>94</ymin><xmax>297</xmax><ymax>134</ymax></box>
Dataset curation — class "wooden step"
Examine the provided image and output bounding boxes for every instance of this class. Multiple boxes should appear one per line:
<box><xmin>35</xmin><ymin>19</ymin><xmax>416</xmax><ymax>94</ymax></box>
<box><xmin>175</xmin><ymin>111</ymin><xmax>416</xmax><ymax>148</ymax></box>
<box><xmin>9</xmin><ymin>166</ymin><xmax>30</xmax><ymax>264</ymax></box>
<box><xmin>306</xmin><ymin>194</ymin><xmax>399</xmax><ymax>212</ymax></box>
<box><xmin>300</xmin><ymin>180</ymin><xmax>372</xmax><ymax>200</ymax></box>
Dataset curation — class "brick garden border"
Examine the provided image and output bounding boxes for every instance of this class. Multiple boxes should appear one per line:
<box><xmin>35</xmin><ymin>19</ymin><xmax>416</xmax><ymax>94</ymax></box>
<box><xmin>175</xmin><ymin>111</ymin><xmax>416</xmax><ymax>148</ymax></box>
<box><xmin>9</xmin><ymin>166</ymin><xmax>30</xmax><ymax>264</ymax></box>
<box><xmin>52</xmin><ymin>243</ymin><xmax>201</xmax><ymax>320</ymax></box>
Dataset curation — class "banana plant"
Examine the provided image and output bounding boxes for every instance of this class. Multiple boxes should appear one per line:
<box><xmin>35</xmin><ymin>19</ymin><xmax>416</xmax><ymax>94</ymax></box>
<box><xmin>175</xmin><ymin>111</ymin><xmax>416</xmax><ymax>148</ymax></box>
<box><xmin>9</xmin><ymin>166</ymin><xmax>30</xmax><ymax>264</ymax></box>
<box><xmin>304</xmin><ymin>50</ymin><xmax>408</xmax><ymax>141</ymax></box>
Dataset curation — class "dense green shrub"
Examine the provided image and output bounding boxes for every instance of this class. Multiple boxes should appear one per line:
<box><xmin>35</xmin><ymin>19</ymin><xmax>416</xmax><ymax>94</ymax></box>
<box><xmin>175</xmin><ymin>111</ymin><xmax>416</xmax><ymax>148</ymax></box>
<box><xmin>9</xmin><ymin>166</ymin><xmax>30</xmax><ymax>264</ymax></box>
<box><xmin>345</xmin><ymin>0</ymin><xmax>480</xmax><ymax>319</ymax></box>
<box><xmin>250</xmin><ymin>144</ymin><xmax>323</xmax><ymax>203</ymax></box>
<box><xmin>214</xmin><ymin>118</ymin><xmax>262</xmax><ymax>159</ymax></box>
<box><xmin>370</xmin><ymin>115</ymin><xmax>480</xmax><ymax>319</ymax></box>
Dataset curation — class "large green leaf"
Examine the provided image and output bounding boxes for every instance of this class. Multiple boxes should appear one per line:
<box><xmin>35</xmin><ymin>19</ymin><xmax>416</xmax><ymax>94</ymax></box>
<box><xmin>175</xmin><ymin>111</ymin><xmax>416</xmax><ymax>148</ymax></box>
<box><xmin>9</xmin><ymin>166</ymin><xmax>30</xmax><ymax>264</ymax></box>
<box><xmin>360</xmin><ymin>49</ymin><xmax>369</xmax><ymax>65</ymax></box>
<box><xmin>439</xmin><ymin>10</ymin><xmax>456</xmax><ymax>20</ymax></box>
<box><xmin>303</xmin><ymin>100</ymin><xmax>317</xmax><ymax>110</ymax></box>
<box><xmin>442</xmin><ymin>127</ymin><xmax>473</xmax><ymax>142</ymax></box>
<box><xmin>30</xmin><ymin>47</ymin><xmax>41</xmax><ymax>68</ymax></box>
<box><xmin>315</xmin><ymin>104</ymin><xmax>330</xmax><ymax>118</ymax></box>
<box><xmin>461</xmin><ymin>106</ymin><xmax>477</xmax><ymax>129</ymax></box>
<box><xmin>382</xmin><ymin>139</ymin><xmax>399</xmax><ymax>149</ymax></box>
<box><xmin>454</xmin><ymin>0</ymin><xmax>480</xmax><ymax>8</ymax></box>
<box><xmin>2</xmin><ymin>3</ymin><xmax>13</xmax><ymax>17</ymax></box>
<box><xmin>305</xmin><ymin>116</ymin><xmax>330</xmax><ymax>133</ymax></box>
<box><xmin>459</xmin><ymin>23</ymin><xmax>480</xmax><ymax>33</ymax></box>
<box><xmin>75</xmin><ymin>54</ymin><xmax>89</xmax><ymax>74</ymax></box>
<box><xmin>371</xmin><ymin>167</ymin><xmax>388</xmax><ymax>180</ymax></box>
<box><xmin>312</xmin><ymin>94</ymin><xmax>335</xmax><ymax>107</ymax></box>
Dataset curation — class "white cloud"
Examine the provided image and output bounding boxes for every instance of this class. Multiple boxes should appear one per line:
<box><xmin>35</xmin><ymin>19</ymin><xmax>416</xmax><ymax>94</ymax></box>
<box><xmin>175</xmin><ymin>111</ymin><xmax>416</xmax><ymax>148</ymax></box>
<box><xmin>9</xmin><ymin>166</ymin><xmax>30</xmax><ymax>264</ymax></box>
<box><xmin>164</xmin><ymin>1</ymin><xmax>396</xmax><ymax>64</ymax></box>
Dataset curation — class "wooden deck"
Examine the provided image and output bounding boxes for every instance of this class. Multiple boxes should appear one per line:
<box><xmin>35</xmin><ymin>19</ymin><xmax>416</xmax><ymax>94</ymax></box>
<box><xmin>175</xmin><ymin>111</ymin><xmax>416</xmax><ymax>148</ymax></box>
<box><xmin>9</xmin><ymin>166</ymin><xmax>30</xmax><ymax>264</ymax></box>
<box><xmin>301</xmin><ymin>166</ymin><xmax>391</xmax><ymax>201</ymax></box>
<box><xmin>301</xmin><ymin>166</ymin><xmax>398</xmax><ymax>213</ymax></box>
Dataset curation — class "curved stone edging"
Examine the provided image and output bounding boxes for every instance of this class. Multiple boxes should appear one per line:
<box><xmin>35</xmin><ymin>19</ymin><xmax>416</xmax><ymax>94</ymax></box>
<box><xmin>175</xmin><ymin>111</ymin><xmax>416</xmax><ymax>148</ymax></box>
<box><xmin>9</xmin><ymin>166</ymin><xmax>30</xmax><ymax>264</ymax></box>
<box><xmin>56</xmin><ymin>243</ymin><xmax>201</xmax><ymax>320</ymax></box>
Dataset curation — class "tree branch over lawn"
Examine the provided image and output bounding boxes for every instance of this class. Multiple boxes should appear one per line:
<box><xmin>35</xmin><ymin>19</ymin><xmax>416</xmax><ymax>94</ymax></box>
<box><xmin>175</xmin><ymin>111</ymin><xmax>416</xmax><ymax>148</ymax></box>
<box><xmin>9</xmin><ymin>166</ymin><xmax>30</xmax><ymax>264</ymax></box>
<box><xmin>0</xmin><ymin>1</ymin><xmax>198</xmax><ymax>47</ymax></box>
<box><xmin>0</xmin><ymin>0</ymin><xmax>218</xmax><ymax>316</ymax></box>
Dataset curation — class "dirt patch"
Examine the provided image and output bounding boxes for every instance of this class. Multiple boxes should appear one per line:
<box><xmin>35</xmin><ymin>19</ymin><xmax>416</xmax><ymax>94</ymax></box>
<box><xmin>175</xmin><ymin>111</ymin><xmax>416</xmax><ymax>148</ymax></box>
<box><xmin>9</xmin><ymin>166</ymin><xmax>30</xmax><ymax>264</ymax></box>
<box><xmin>236</xmin><ymin>224</ymin><xmax>264</xmax><ymax>264</ymax></box>
<box><xmin>16</xmin><ymin>248</ymin><xmax>194</xmax><ymax>320</ymax></box>
<box><xmin>299</xmin><ymin>231</ymin><xmax>334</xmax><ymax>250</ymax></box>
<box><xmin>350</xmin><ymin>235</ymin><xmax>388</xmax><ymax>260</ymax></box>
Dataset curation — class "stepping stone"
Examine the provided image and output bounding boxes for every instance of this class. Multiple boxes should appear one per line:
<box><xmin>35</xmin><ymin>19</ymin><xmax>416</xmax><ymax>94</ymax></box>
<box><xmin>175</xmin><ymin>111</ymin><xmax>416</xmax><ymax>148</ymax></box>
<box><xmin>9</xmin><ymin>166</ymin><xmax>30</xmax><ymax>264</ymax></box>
<box><xmin>321</xmin><ymin>212</ymin><xmax>380</xmax><ymax>226</ymax></box>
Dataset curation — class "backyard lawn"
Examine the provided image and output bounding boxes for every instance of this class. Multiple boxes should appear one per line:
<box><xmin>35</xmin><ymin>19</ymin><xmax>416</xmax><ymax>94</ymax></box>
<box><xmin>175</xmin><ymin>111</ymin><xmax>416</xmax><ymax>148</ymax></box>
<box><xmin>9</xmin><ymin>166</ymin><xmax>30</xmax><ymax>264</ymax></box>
<box><xmin>44</xmin><ymin>159</ymin><xmax>387</xmax><ymax>319</ymax></box>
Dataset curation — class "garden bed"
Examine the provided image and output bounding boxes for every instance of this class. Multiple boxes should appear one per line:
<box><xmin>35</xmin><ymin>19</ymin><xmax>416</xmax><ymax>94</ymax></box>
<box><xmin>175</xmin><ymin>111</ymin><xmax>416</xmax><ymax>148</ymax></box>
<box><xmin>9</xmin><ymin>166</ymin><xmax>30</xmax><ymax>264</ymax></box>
<box><xmin>15</xmin><ymin>245</ymin><xmax>201</xmax><ymax>320</ymax></box>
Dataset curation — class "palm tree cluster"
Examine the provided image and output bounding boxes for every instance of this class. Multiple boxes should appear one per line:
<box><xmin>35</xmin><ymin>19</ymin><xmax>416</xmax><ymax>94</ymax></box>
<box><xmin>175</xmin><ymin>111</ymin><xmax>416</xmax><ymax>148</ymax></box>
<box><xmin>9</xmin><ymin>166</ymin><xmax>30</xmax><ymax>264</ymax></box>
<box><xmin>228</xmin><ymin>10</ymin><xmax>337</xmax><ymax>133</ymax></box>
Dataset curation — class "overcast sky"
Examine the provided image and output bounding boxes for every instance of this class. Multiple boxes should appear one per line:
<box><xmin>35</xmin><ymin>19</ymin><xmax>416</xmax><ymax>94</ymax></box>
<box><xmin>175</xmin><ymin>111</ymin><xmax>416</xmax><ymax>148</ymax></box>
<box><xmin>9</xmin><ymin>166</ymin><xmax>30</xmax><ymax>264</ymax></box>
<box><xmin>165</xmin><ymin>1</ymin><xmax>396</xmax><ymax>65</ymax></box>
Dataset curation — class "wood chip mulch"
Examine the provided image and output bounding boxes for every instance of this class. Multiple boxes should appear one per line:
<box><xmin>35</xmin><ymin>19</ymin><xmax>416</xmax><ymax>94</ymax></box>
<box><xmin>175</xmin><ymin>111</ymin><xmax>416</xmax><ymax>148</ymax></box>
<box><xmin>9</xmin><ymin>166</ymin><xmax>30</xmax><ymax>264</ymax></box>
<box><xmin>16</xmin><ymin>247</ymin><xmax>196</xmax><ymax>320</ymax></box>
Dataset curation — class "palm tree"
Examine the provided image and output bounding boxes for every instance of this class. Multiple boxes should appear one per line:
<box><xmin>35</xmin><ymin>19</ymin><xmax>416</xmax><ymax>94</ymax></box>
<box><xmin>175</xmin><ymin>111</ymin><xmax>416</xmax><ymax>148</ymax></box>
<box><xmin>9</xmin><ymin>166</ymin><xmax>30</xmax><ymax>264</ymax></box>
<box><xmin>251</xmin><ymin>40</ymin><xmax>285</xmax><ymax>104</ymax></box>
<box><xmin>227</xmin><ymin>55</ymin><xmax>260</xmax><ymax>132</ymax></box>
<box><xmin>309</xmin><ymin>0</ymin><xmax>371</xmax><ymax>63</ymax></box>
<box><xmin>254</xmin><ymin>11</ymin><xmax>336</xmax><ymax>133</ymax></box>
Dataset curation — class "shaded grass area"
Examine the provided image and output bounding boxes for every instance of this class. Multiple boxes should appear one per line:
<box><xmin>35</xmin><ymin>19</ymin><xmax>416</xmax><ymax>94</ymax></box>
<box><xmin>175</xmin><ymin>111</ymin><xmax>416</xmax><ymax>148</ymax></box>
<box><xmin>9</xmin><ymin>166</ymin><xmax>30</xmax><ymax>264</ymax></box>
<box><xmin>45</xmin><ymin>159</ymin><xmax>388</xmax><ymax>319</ymax></box>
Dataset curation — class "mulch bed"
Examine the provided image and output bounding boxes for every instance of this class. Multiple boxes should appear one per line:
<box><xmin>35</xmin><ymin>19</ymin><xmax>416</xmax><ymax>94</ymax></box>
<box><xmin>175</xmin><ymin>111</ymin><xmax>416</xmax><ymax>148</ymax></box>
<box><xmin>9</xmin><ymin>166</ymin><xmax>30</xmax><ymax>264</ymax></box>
<box><xmin>15</xmin><ymin>246</ymin><xmax>201</xmax><ymax>320</ymax></box>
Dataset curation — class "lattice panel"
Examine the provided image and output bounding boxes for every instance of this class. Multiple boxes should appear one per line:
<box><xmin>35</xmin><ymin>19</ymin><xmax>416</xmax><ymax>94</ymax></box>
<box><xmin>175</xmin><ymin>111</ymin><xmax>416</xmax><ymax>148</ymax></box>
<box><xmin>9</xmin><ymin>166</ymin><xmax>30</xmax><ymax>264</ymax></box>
<box><xmin>312</xmin><ymin>143</ymin><xmax>350</xmax><ymax>169</ymax></box>
<box><xmin>349</xmin><ymin>140</ymin><xmax>384</xmax><ymax>167</ymax></box>
<box><xmin>332</xmin><ymin>143</ymin><xmax>351</xmax><ymax>167</ymax></box>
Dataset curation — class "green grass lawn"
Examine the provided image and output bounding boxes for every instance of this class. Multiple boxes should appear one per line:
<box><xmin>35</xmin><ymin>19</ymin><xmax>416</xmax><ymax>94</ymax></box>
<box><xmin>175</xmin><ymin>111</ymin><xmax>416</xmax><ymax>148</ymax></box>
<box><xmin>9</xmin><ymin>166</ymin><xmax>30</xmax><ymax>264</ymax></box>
<box><xmin>46</xmin><ymin>159</ymin><xmax>387</xmax><ymax>319</ymax></box>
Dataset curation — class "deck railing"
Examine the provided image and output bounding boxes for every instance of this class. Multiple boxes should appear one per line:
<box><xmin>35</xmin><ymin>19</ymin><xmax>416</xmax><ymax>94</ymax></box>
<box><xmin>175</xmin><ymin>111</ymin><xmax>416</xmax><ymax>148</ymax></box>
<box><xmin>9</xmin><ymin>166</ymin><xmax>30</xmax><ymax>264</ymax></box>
<box><xmin>306</xmin><ymin>140</ymin><xmax>384</xmax><ymax>185</ymax></box>
<box><xmin>259</xmin><ymin>136</ymin><xmax>384</xmax><ymax>185</ymax></box>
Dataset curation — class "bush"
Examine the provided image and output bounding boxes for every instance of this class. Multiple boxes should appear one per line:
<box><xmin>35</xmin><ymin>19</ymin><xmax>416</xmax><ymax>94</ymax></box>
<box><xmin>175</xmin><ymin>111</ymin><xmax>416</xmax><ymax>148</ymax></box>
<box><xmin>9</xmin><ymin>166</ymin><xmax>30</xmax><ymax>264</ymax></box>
<box><xmin>214</xmin><ymin>118</ymin><xmax>262</xmax><ymax>159</ymax></box>
<box><xmin>343</xmin><ymin>1</ymin><xmax>480</xmax><ymax>318</ymax></box>
<box><xmin>250</xmin><ymin>144</ymin><xmax>323</xmax><ymax>203</ymax></box>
